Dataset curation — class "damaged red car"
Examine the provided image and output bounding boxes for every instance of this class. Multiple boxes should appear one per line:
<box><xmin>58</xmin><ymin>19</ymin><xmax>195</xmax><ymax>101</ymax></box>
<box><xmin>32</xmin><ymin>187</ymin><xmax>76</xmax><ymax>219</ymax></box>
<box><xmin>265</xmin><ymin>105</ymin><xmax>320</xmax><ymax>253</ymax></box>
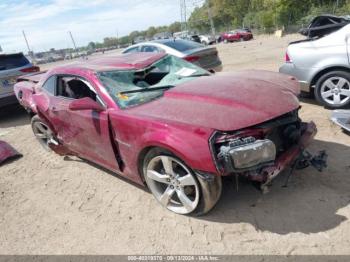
<box><xmin>14</xmin><ymin>53</ymin><xmax>321</xmax><ymax>215</ymax></box>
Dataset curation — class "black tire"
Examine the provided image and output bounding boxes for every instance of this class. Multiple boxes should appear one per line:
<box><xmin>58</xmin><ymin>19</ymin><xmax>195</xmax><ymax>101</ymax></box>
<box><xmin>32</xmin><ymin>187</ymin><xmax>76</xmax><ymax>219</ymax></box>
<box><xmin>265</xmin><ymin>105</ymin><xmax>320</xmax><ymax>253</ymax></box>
<box><xmin>142</xmin><ymin>148</ymin><xmax>222</xmax><ymax>216</ymax></box>
<box><xmin>315</xmin><ymin>70</ymin><xmax>350</xmax><ymax>109</ymax></box>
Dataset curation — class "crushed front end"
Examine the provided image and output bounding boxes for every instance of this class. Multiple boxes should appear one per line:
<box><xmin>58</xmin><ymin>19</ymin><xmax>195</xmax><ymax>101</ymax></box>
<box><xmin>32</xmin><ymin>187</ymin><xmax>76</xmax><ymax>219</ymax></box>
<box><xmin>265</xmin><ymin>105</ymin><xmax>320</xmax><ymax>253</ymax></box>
<box><xmin>210</xmin><ymin>109</ymin><xmax>327</xmax><ymax>191</ymax></box>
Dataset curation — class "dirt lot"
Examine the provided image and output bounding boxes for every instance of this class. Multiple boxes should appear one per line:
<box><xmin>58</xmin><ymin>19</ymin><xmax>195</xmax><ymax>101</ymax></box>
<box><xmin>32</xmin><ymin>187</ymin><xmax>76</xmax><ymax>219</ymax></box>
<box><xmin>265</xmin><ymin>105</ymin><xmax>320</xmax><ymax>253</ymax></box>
<box><xmin>1</xmin><ymin>34</ymin><xmax>350</xmax><ymax>255</ymax></box>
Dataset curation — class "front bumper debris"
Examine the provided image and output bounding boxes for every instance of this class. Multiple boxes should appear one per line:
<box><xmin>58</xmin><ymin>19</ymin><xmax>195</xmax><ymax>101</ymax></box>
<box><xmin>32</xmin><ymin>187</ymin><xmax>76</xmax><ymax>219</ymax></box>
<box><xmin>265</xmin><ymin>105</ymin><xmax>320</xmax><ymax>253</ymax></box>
<box><xmin>331</xmin><ymin>109</ymin><xmax>350</xmax><ymax>132</ymax></box>
<box><xmin>259</xmin><ymin>121</ymin><xmax>327</xmax><ymax>193</ymax></box>
<box><xmin>0</xmin><ymin>140</ymin><xmax>22</xmax><ymax>165</ymax></box>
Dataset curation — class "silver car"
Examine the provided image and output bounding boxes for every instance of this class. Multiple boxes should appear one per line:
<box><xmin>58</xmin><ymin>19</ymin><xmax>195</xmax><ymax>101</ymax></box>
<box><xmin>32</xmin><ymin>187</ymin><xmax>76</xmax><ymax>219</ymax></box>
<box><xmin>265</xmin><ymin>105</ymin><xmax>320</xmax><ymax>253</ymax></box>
<box><xmin>0</xmin><ymin>52</ymin><xmax>39</xmax><ymax>107</ymax></box>
<box><xmin>123</xmin><ymin>39</ymin><xmax>222</xmax><ymax>72</ymax></box>
<box><xmin>279</xmin><ymin>23</ymin><xmax>350</xmax><ymax>109</ymax></box>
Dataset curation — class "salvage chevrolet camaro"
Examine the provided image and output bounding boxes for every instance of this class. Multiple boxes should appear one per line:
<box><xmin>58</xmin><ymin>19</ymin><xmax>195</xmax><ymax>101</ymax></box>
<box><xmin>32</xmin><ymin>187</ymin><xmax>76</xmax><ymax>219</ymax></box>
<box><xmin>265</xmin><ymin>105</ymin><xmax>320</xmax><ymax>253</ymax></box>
<box><xmin>14</xmin><ymin>53</ymin><xmax>318</xmax><ymax>215</ymax></box>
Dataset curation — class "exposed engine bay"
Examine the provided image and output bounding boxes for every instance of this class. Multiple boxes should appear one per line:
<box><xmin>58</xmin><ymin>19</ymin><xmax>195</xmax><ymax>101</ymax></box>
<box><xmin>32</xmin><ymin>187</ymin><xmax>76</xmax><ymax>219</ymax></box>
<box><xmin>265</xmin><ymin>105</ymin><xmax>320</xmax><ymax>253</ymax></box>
<box><xmin>211</xmin><ymin>109</ymin><xmax>327</xmax><ymax>190</ymax></box>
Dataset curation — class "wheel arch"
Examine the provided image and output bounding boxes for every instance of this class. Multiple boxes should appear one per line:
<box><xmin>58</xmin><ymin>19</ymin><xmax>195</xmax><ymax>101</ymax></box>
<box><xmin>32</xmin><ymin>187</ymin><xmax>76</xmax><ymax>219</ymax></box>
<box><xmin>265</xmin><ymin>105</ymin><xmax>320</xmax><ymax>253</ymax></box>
<box><xmin>137</xmin><ymin>146</ymin><xmax>155</xmax><ymax>184</ymax></box>
<box><xmin>310</xmin><ymin>66</ymin><xmax>350</xmax><ymax>90</ymax></box>
<box><xmin>35</xmin><ymin>110</ymin><xmax>56</xmax><ymax>134</ymax></box>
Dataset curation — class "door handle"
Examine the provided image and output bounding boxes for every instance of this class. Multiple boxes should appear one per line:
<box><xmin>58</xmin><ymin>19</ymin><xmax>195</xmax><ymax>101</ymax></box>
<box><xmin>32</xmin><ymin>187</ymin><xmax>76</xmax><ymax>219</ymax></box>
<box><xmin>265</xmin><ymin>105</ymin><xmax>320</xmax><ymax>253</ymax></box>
<box><xmin>51</xmin><ymin>106</ymin><xmax>58</xmax><ymax>113</ymax></box>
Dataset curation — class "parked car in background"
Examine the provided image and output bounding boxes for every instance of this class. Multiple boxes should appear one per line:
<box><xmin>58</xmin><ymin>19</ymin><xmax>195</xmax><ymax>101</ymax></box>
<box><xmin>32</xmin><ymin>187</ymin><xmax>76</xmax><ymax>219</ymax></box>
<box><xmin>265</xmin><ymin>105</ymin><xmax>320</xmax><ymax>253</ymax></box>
<box><xmin>14</xmin><ymin>52</ymin><xmax>320</xmax><ymax>215</ymax></box>
<box><xmin>173</xmin><ymin>30</ymin><xmax>189</xmax><ymax>39</ymax></box>
<box><xmin>153</xmin><ymin>32</ymin><xmax>172</xmax><ymax>40</ymax></box>
<box><xmin>199</xmin><ymin>34</ymin><xmax>216</xmax><ymax>45</ymax></box>
<box><xmin>122</xmin><ymin>39</ymin><xmax>222</xmax><ymax>72</ymax></box>
<box><xmin>173</xmin><ymin>31</ymin><xmax>201</xmax><ymax>43</ymax></box>
<box><xmin>279</xmin><ymin>16</ymin><xmax>350</xmax><ymax>109</ymax></box>
<box><xmin>133</xmin><ymin>36</ymin><xmax>145</xmax><ymax>44</ymax></box>
<box><xmin>0</xmin><ymin>52</ymin><xmax>39</xmax><ymax>107</ymax></box>
<box><xmin>186</xmin><ymin>34</ymin><xmax>201</xmax><ymax>43</ymax></box>
<box><xmin>220</xmin><ymin>29</ymin><xmax>253</xmax><ymax>43</ymax></box>
<box><xmin>242</xmin><ymin>27</ymin><xmax>252</xmax><ymax>33</ymax></box>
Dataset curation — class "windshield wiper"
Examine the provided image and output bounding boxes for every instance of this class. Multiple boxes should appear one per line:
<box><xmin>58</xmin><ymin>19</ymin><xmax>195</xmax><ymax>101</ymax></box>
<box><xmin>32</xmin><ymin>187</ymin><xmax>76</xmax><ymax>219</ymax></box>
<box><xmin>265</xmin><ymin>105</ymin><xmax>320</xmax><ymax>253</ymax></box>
<box><xmin>119</xmin><ymin>85</ymin><xmax>174</xmax><ymax>95</ymax></box>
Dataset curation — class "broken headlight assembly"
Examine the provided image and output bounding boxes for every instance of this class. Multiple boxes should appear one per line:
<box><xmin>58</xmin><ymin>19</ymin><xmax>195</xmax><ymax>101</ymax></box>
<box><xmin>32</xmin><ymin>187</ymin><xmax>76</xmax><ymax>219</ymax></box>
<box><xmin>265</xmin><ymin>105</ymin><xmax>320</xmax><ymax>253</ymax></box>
<box><xmin>217</xmin><ymin>136</ymin><xmax>276</xmax><ymax>172</ymax></box>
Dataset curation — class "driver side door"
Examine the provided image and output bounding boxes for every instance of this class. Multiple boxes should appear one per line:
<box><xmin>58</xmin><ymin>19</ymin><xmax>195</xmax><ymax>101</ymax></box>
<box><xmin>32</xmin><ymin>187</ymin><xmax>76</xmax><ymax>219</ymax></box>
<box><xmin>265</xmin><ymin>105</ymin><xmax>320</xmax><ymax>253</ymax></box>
<box><xmin>41</xmin><ymin>74</ymin><xmax>120</xmax><ymax>172</ymax></box>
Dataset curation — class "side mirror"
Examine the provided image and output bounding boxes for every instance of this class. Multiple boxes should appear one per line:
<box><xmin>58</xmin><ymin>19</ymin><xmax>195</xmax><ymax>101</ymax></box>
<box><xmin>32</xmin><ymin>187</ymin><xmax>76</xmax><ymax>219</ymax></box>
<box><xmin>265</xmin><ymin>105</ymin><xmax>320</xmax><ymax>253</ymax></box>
<box><xmin>69</xmin><ymin>97</ymin><xmax>104</xmax><ymax>112</ymax></box>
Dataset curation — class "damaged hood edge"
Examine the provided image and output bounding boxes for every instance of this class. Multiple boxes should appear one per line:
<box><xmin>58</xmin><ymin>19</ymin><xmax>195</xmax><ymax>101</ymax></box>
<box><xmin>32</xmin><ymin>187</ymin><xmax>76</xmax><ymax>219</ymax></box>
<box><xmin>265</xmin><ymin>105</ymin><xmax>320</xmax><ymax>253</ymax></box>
<box><xmin>125</xmin><ymin>70</ymin><xmax>301</xmax><ymax>131</ymax></box>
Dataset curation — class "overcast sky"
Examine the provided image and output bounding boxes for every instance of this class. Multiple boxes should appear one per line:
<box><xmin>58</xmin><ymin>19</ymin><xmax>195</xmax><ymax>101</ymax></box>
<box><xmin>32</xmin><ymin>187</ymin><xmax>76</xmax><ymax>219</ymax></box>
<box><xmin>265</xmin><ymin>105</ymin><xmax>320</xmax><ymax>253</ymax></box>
<box><xmin>0</xmin><ymin>0</ymin><xmax>198</xmax><ymax>53</ymax></box>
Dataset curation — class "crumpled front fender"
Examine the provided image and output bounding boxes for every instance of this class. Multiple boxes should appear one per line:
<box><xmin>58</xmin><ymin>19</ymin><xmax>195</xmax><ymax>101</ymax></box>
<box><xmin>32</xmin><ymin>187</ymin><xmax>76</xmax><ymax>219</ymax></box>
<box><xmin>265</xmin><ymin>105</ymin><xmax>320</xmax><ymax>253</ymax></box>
<box><xmin>0</xmin><ymin>140</ymin><xmax>22</xmax><ymax>165</ymax></box>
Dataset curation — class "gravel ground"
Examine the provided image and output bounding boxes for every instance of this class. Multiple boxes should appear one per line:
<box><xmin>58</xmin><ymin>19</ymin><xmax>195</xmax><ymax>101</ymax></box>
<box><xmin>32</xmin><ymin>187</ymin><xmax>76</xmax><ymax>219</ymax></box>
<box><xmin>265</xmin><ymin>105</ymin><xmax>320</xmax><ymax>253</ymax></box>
<box><xmin>0</xmin><ymin>34</ymin><xmax>350</xmax><ymax>255</ymax></box>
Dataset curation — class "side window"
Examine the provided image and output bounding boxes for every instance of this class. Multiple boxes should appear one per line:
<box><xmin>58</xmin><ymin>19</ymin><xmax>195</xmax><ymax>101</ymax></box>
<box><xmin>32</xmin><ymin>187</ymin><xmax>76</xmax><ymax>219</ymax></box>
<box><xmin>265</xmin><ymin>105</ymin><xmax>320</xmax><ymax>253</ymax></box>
<box><xmin>56</xmin><ymin>76</ymin><xmax>97</xmax><ymax>101</ymax></box>
<box><xmin>42</xmin><ymin>76</ymin><xmax>56</xmax><ymax>95</ymax></box>
<box><xmin>123</xmin><ymin>46</ymin><xmax>139</xmax><ymax>53</ymax></box>
<box><xmin>141</xmin><ymin>45</ymin><xmax>159</xmax><ymax>53</ymax></box>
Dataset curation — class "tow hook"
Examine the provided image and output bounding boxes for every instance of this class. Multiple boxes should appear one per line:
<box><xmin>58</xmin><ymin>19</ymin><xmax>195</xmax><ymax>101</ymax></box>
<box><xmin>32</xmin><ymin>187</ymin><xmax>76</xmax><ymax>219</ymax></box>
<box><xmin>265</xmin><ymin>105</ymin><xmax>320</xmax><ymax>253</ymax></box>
<box><xmin>283</xmin><ymin>150</ymin><xmax>328</xmax><ymax>187</ymax></box>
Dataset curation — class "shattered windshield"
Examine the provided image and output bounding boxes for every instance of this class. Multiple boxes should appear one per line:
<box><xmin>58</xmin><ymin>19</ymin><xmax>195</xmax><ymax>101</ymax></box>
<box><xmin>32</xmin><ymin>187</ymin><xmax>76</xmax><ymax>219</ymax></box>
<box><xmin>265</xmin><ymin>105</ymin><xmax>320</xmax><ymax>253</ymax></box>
<box><xmin>97</xmin><ymin>55</ymin><xmax>209</xmax><ymax>109</ymax></box>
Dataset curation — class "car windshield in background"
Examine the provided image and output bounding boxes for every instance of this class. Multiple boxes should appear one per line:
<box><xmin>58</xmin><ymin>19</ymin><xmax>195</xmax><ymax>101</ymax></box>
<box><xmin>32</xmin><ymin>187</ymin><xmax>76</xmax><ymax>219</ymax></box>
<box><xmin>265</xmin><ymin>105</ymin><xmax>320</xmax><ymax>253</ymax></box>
<box><xmin>0</xmin><ymin>54</ymin><xmax>30</xmax><ymax>71</ymax></box>
<box><xmin>162</xmin><ymin>39</ymin><xmax>204</xmax><ymax>52</ymax></box>
<box><xmin>97</xmin><ymin>55</ymin><xmax>209</xmax><ymax>109</ymax></box>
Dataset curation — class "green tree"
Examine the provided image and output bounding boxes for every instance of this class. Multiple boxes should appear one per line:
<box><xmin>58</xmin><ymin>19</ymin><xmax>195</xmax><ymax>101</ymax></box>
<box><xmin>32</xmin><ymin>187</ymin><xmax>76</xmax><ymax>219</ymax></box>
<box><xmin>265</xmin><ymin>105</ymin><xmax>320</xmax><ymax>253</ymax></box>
<box><xmin>87</xmin><ymin>42</ymin><xmax>96</xmax><ymax>50</ymax></box>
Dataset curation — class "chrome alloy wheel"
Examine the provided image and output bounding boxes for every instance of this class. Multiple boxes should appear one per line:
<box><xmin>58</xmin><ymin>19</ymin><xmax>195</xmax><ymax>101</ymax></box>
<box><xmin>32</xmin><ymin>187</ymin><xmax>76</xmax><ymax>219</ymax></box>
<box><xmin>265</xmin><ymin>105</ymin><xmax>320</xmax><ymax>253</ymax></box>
<box><xmin>32</xmin><ymin>121</ymin><xmax>55</xmax><ymax>151</ymax></box>
<box><xmin>145</xmin><ymin>156</ymin><xmax>200</xmax><ymax>214</ymax></box>
<box><xmin>321</xmin><ymin>76</ymin><xmax>350</xmax><ymax>106</ymax></box>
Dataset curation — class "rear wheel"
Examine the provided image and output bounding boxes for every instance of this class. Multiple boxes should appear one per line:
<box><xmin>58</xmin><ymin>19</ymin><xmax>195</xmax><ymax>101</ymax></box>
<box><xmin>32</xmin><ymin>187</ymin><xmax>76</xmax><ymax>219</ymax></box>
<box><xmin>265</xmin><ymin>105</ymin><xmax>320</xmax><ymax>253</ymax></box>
<box><xmin>315</xmin><ymin>71</ymin><xmax>350</xmax><ymax>109</ymax></box>
<box><xmin>31</xmin><ymin>115</ymin><xmax>55</xmax><ymax>151</ymax></box>
<box><xmin>142</xmin><ymin>148</ymin><xmax>222</xmax><ymax>216</ymax></box>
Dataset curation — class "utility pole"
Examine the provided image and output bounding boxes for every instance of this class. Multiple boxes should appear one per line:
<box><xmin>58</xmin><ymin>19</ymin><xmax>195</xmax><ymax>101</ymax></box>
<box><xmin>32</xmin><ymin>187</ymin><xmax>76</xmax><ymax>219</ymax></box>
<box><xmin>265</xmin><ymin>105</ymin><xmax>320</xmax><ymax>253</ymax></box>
<box><xmin>333</xmin><ymin>0</ymin><xmax>340</xmax><ymax>14</ymax></box>
<box><xmin>207</xmin><ymin>0</ymin><xmax>215</xmax><ymax>38</ymax></box>
<box><xmin>68</xmin><ymin>31</ymin><xmax>78</xmax><ymax>52</ymax></box>
<box><xmin>180</xmin><ymin>0</ymin><xmax>187</xmax><ymax>33</ymax></box>
<box><xmin>22</xmin><ymin>30</ymin><xmax>31</xmax><ymax>54</ymax></box>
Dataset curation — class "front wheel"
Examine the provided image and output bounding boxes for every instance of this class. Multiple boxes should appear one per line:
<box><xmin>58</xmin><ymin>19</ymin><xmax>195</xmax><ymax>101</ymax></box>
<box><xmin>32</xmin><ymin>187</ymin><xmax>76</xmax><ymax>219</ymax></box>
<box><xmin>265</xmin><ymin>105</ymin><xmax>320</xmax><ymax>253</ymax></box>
<box><xmin>142</xmin><ymin>148</ymin><xmax>222</xmax><ymax>216</ymax></box>
<box><xmin>315</xmin><ymin>71</ymin><xmax>350</xmax><ymax>109</ymax></box>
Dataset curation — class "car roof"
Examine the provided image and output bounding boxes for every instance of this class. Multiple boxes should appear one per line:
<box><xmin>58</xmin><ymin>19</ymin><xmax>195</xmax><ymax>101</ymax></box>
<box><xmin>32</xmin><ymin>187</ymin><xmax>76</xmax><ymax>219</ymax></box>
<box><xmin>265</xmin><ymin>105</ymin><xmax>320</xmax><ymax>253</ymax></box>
<box><xmin>53</xmin><ymin>52</ymin><xmax>167</xmax><ymax>72</ymax></box>
<box><xmin>0</xmin><ymin>52</ymin><xmax>25</xmax><ymax>56</ymax></box>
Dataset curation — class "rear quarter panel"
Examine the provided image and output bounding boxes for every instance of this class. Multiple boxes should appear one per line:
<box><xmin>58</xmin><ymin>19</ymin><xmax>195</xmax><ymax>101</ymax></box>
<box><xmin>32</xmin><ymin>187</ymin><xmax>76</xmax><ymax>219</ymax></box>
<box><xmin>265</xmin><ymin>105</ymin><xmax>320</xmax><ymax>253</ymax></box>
<box><xmin>14</xmin><ymin>81</ymin><xmax>38</xmax><ymax>113</ymax></box>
